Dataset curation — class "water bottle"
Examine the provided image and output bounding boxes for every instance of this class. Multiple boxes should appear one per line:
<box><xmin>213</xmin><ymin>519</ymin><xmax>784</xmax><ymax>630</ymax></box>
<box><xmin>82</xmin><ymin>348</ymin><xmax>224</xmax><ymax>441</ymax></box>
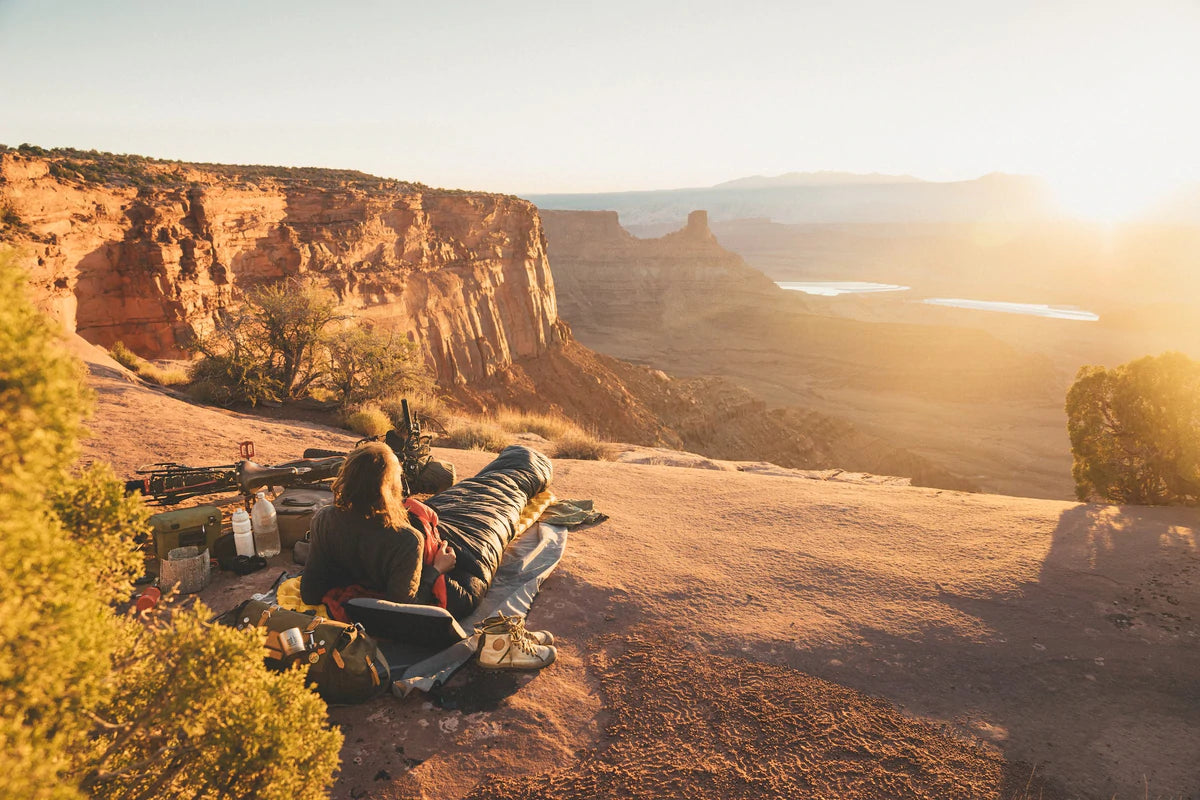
<box><xmin>251</xmin><ymin>491</ymin><xmax>281</xmax><ymax>558</ymax></box>
<box><xmin>231</xmin><ymin>507</ymin><xmax>255</xmax><ymax>557</ymax></box>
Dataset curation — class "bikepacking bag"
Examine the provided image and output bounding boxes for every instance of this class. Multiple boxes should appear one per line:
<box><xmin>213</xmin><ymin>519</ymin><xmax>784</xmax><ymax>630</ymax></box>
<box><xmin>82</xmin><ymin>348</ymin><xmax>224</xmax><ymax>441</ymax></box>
<box><xmin>274</xmin><ymin>486</ymin><xmax>333</xmax><ymax>549</ymax></box>
<box><xmin>228</xmin><ymin>599</ymin><xmax>390</xmax><ymax>705</ymax></box>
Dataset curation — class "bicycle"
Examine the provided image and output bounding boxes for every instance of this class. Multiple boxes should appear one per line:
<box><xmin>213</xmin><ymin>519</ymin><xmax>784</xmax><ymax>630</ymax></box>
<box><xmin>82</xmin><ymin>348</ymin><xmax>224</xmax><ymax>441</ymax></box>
<box><xmin>126</xmin><ymin>400</ymin><xmax>448</xmax><ymax>504</ymax></box>
<box><xmin>126</xmin><ymin>452</ymin><xmax>346</xmax><ymax>506</ymax></box>
<box><xmin>302</xmin><ymin>399</ymin><xmax>449</xmax><ymax>494</ymax></box>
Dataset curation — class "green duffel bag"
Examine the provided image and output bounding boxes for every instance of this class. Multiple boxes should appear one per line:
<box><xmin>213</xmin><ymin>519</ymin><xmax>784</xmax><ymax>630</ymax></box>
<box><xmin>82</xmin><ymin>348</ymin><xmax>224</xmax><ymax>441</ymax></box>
<box><xmin>229</xmin><ymin>599</ymin><xmax>390</xmax><ymax>705</ymax></box>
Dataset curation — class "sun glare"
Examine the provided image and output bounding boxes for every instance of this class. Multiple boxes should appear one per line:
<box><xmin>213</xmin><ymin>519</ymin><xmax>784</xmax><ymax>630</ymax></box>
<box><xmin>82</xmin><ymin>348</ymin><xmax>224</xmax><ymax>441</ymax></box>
<box><xmin>1049</xmin><ymin>169</ymin><xmax>1182</xmax><ymax>224</ymax></box>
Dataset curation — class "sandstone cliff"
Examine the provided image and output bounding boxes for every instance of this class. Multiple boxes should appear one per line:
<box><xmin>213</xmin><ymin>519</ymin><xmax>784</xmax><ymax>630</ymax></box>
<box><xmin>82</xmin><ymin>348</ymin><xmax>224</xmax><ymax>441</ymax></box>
<box><xmin>543</xmin><ymin>208</ymin><xmax>785</xmax><ymax>341</ymax></box>
<box><xmin>0</xmin><ymin>149</ymin><xmax>561</xmax><ymax>386</ymax></box>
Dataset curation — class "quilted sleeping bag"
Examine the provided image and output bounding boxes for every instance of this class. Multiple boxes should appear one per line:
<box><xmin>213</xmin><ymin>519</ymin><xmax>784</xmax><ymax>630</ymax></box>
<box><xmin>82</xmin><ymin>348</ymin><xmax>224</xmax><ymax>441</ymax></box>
<box><xmin>427</xmin><ymin>445</ymin><xmax>552</xmax><ymax>618</ymax></box>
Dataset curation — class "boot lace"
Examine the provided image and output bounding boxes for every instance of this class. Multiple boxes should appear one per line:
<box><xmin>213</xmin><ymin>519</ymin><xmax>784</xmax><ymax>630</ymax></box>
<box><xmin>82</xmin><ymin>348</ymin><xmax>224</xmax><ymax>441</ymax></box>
<box><xmin>503</xmin><ymin>615</ymin><xmax>540</xmax><ymax>655</ymax></box>
<box><xmin>478</xmin><ymin>613</ymin><xmax>540</xmax><ymax>657</ymax></box>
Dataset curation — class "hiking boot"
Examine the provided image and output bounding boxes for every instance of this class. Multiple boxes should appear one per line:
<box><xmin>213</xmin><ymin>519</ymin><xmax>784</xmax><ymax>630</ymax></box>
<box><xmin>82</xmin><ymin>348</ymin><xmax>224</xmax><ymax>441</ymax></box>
<box><xmin>476</xmin><ymin>612</ymin><xmax>555</xmax><ymax>646</ymax></box>
<box><xmin>476</xmin><ymin>615</ymin><xmax>557</xmax><ymax>670</ymax></box>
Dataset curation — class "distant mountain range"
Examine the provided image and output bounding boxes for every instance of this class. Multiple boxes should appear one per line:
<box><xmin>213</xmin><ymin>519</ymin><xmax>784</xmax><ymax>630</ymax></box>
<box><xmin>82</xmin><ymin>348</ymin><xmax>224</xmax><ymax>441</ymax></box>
<box><xmin>525</xmin><ymin>172</ymin><xmax>1056</xmax><ymax>226</ymax></box>
<box><xmin>526</xmin><ymin>172</ymin><xmax>1200</xmax><ymax>226</ymax></box>
<box><xmin>711</xmin><ymin>171</ymin><xmax>924</xmax><ymax>189</ymax></box>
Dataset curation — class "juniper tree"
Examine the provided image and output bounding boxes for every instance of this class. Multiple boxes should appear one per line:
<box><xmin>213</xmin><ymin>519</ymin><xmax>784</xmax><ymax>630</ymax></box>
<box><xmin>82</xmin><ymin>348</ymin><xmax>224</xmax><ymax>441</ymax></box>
<box><xmin>0</xmin><ymin>249</ymin><xmax>342</xmax><ymax>799</ymax></box>
<box><xmin>1066</xmin><ymin>351</ymin><xmax>1200</xmax><ymax>505</ymax></box>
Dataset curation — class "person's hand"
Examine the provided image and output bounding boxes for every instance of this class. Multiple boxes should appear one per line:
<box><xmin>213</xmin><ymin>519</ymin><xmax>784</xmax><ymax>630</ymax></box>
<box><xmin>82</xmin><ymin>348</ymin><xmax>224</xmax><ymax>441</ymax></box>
<box><xmin>433</xmin><ymin>541</ymin><xmax>456</xmax><ymax>575</ymax></box>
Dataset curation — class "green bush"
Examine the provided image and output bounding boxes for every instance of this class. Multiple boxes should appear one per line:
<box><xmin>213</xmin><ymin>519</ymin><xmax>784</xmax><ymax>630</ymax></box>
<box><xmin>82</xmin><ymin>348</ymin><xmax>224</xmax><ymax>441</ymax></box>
<box><xmin>324</xmin><ymin>323</ymin><xmax>428</xmax><ymax>407</ymax></box>
<box><xmin>1066</xmin><ymin>351</ymin><xmax>1200</xmax><ymax>505</ymax></box>
<box><xmin>188</xmin><ymin>279</ymin><xmax>428</xmax><ymax>408</ymax></box>
<box><xmin>345</xmin><ymin>404</ymin><xmax>392</xmax><ymax>437</ymax></box>
<box><xmin>49</xmin><ymin>463</ymin><xmax>148</xmax><ymax>606</ymax></box>
<box><xmin>188</xmin><ymin>306</ymin><xmax>281</xmax><ymax>406</ymax></box>
<box><xmin>1</xmin><ymin>248</ymin><xmax>102</xmax><ymax>799</ymax></box>
<box><xmin>0</xmin><ymin>249</ymin><xmax>342</xmax><ymax>799</ymax></box>
<box><xmin>84</xmin><ymin>609</ymin><xmax>340</xmax><ymax>800</ymax></box>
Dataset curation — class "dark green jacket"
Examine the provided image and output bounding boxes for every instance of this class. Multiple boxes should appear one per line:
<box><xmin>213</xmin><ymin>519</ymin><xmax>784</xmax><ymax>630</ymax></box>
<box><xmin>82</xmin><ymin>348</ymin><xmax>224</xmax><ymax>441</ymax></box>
<box><xmin>299</xmin><ymin>505</ymin><xmax>437</xmax><ymax>606</ymax></box>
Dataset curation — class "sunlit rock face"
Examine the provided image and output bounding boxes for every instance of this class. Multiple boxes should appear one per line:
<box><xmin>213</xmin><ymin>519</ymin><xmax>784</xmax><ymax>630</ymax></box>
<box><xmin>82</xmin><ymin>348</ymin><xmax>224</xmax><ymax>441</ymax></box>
<box><xmin>0</xmin><ymin>152</ymin><xmax>561</xmax><ymax>385</ymax></box>
<box><xmin>539</xmin><ymin>208</ymin><xmax>782</xmax><ymax>338</ymax></box>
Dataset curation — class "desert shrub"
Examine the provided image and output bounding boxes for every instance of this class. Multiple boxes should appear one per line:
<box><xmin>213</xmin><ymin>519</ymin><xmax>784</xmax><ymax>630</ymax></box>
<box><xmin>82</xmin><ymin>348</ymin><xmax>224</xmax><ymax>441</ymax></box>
<box><xmin>0</xmin><ymin>248</ymin><xmax>100</xmax><ymax>799</ymax></box>
<box><xmin>0</xmin><ymin>249</ymin><xmax>342</xmax><ymax>799</ymax></box>
<box><xmin>553</xmin><ymin>430</ymin><xmax>615</xmax><ymax>461</ymax></box>
<box><xmin>346</xmin><ymin>404</ymin><xmax>392</xmax><ymax>437</ymax></box>
<box><xmin>323</xmin><ymin>323</ymin><xmax>427</xmax><ymax>406</ymax></box>
<box><xmin>442</xmin><ymin>417</ymin><xmax>512</xmax><ymax>452</ymax></box>
<box><xmin>188</xmin><ymin>305</ymin><xmax>281</xmax><ymax>406</ymax></box>
<box><xmin>494</xmin><ymin>407</ymin><xmax>579</xmax><ymax>440</ymax></box>
<box><xmin>1</xmin><ymin>203</ymin><xmax>26</xmax><ymax>230</ymax></box>
<box><xmin>188</xmin><ymin>278</ymin><xmax>430</xmax><ymax>408</ymax></box>
<box><xmin>1066</xmin><ymin>351</ymin><xmax>1200</xmax><ymax>505</ymax></box>
<box><xmin>48</xmin><ymin>463</ymin><xmax>148</xmax><ymax>605</ymax></box>
<box><xmin>84</xmin><ymin>609</ymin><xmax>340</xmax><ymax>800</ymax></box>
<box><xmin>251</xmin><ymin>279</ymin><xmax>338</xmax><ymax>398</ymax></box>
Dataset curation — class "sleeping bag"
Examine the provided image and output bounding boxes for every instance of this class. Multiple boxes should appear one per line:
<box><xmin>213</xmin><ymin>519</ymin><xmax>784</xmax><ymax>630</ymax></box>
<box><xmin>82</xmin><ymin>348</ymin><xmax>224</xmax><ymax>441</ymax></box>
<box><xmin>427</xmin><ymin>445</ymin><xmax>552</xmax><ymax>618</ymax></box>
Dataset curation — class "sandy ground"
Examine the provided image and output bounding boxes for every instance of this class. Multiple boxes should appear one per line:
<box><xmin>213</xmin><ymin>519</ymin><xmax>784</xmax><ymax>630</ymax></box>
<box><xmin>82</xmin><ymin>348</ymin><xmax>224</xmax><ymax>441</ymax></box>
<box><xmin>74</xmin><ymin>339</ymin><xmax>1200</xmax><ymax>800</ymax></box>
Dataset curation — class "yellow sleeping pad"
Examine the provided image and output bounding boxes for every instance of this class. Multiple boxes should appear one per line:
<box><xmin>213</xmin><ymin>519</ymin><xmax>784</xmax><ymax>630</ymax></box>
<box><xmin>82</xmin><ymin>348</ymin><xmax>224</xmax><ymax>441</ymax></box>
<box><xmin>276</xmin><ymin>576</ymin><xmax>329</xmax><ymax>617</ymax></box>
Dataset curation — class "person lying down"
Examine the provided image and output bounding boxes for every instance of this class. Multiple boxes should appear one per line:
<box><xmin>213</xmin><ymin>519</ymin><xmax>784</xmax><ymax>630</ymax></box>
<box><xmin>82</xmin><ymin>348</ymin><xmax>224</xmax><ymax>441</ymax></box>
<box><xmin>298</xmin><ymin>440</ymin><xmax>559</xmax><ymax>671</ymax></box>
<box><xmin>299</xmin><ymin>442</ymin><xmax>456</xmax><ymax>608</ymax></box>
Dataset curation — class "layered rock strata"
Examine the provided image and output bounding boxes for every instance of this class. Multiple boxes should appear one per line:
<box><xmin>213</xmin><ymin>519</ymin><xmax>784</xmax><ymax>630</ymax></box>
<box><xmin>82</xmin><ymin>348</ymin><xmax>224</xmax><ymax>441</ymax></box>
<box><xmin>0</xmin><ymin>152</ymin><xmax>560</xmax><ymax>385</ymax></box>
<box><xmin>543</xmin><ymin>208</ymin><xmax>784</xmax><ymax>340</ymax></box>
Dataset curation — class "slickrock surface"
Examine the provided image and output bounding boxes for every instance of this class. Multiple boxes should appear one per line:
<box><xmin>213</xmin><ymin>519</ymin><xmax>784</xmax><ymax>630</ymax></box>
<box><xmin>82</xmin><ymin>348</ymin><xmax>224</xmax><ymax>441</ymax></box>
<box><xmin>78</xmin><ymin>339</ymin><xmax>1200</xmax><ymax>800</ymax></box>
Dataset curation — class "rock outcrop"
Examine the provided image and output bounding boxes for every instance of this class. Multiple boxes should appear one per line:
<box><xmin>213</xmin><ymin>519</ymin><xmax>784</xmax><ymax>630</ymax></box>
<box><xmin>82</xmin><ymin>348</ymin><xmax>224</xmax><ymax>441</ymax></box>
<box><xmin>0</xmin><ymin>150</ymin><xmax>561</xmax><ymax>386</ymax></box>
<box><xmin>541</xmin><ymin>208</ymin><xmax>783</xmax><ymax>341</ymax></box>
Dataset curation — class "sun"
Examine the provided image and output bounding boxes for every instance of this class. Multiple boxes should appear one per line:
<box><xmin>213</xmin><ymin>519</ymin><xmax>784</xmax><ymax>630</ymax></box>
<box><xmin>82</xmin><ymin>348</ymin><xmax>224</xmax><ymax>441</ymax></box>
<box><xmin>1048</xmin><ymin>168</ymin><xmax>1181</xmax><ymax>224</ymax></box>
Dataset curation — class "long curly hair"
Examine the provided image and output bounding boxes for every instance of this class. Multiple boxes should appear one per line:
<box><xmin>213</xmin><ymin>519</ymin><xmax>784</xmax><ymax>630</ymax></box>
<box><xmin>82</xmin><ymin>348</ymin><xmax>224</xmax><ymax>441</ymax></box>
<box><xmin>332</xmin><ymin>441</ymin><xmax>407</xmax><ymax>529</ymax></box>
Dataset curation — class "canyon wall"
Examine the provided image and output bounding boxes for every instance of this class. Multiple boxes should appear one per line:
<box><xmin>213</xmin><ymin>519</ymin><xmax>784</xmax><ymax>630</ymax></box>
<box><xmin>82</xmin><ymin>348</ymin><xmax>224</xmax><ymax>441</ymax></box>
<box><xmin>541</xmin><ymin>207</ymin><xmax>1066</xmax><ymax>497</ymax></box>
<box><xmin>0</xmin><ymin>151</ymin><xmax>562</xmax><ymax>385</ymax></box>
<box><xmin>542</xmin><ymin>208</ymin><xmax>784</xmax><ymax>342</ymax></box>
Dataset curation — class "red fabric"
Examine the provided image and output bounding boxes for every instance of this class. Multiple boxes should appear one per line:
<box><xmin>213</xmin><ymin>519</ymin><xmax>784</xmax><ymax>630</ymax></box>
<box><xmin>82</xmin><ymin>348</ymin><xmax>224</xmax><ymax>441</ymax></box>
<box><xmin>404</xmin><ymin>497</ymin><xmax>448</xmax><ymax>609</ymax></box>
<box><xmin>321</xmin><ymin>584</ymin><xmax>386</xmax><ymax>623</ymax></box>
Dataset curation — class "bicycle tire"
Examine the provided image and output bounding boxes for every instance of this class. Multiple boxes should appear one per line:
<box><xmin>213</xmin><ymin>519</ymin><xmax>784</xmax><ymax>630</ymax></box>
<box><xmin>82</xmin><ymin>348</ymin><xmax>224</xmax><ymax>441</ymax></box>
<box><xmin>303</xmin><ymin>448</ymin><xmax>345</xmax><ymax>459</ymax></box>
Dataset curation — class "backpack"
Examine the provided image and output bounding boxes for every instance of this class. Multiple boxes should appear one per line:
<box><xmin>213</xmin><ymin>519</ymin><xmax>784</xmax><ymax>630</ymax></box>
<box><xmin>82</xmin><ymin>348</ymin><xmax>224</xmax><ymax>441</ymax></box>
<box><xmin>229</xmin><ymin>599</ymin><xmax>391</xmax><ymax>705</ymax></box>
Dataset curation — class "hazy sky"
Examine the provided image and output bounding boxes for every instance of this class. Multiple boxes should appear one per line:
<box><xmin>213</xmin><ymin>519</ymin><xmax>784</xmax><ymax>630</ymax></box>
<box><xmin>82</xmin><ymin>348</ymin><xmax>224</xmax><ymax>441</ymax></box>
<box><xmin>2</xmin><ymin>0</ymin><xmax>1198</xmax><ymax>209</ymax></box>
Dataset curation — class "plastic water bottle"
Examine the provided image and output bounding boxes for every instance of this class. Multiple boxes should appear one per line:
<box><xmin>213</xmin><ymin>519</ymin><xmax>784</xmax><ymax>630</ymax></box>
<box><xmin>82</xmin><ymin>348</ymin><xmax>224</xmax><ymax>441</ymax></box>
<box><xmin>231</xmin><ymin>507</ymin><xmax>255</xmax><ymax>557</ymax></box>
<box><xmin>251</xmin><ymin>491</ymin><xmax>281</xmax><ymax>558</ymax></box>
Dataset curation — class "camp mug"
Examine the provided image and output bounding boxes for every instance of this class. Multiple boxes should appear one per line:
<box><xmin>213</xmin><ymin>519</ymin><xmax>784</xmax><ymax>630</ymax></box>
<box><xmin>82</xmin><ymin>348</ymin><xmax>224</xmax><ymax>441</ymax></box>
<box><xmin>279</xmin><ymin>627</ymin><xmax>307</xmax><ymax>657</ymax></box>
<box><xmin>134</xmin><ymin>586</ymin><xmax>161</xmax><ymax>613</ymax></box>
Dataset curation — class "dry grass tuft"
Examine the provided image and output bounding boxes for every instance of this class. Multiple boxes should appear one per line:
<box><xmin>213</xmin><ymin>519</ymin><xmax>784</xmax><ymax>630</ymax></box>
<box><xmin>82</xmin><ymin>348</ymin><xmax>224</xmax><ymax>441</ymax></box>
<box><xmin>345</xmin><ymin>405</ymin><xmax>392</xmax><ymax>437</ymax></box>
<box><xmin>441</xmin><ymin>417</ymin><xmax>512</xmax><ymax>453</ymax></box>
<box><xmin>493</xmin><ymin>407</ymin><xmax>579</xmax><ymax>440</ymax></box>
<box><xmin>108</xmin><ymin>341</ymin><xmax>189</xmax><ymax>386</ymax></box>
<box><xmin>553</xmin><ymin>430</ymin><xmax>615</xmax><ymax>461</ymax></box>
<box><xmin>137</xmin><ymin>363</ymin><xmax>190</xmax><ymax>386</ymax></box>
<box><xmin>108</xmin><ymin>341</ymin><xmax>141</xmax><ymax>371</ymax></box>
